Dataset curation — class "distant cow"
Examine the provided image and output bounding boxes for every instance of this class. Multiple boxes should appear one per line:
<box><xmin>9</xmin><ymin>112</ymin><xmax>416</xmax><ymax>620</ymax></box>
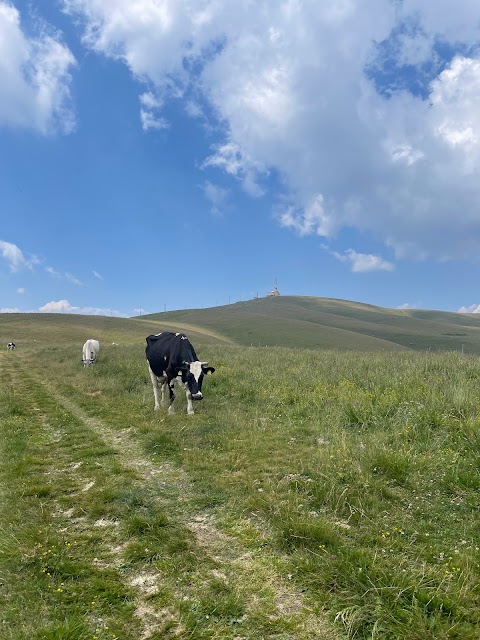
<box><xmin>82</xmin><ymin>339</ymin><xmax>100</xmax><ymax>366</ymax></box>
<box><xmin>7</xmin><ymin>342</ymin><xmax>15</xmax><ymax>350</ymax></box>
<box><xmin>146</xmin><ymin>332</ymin><xmax>215</xmax><ymax>415</ymax></box>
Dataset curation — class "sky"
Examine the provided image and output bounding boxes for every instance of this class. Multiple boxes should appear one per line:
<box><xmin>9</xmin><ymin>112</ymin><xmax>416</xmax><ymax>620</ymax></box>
<box><xmin>2</xmin><ymin>0</ymin><xmax>480</xmax><ymax>317</ymax></box>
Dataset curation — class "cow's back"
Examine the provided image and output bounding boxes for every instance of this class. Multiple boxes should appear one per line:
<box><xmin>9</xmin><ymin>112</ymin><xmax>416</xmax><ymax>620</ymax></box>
<box><xmin>88</xmin><ymin>339</ymin><xmax>100</xmax><ymax>353</ymax></box>
<box><xmin>82</xmin><ymin>339</ymin><xmax>100</xmax><ymax>363</ymax></box>
<box><xmin>146</xmin><ymin>332</ymin><xmax>198</xmax><ymax>377</ymax></box>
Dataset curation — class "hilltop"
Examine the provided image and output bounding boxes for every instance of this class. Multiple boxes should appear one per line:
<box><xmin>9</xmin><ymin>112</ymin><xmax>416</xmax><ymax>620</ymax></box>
<box><xmin>138</xmin><ymin>295</ymin><xmax>480</xmax><ymax>353</ymax></box>
<box><xmin>3</xmin><ymin>296</ymin><xmax>480</xmax><ymax>353</ymax></box>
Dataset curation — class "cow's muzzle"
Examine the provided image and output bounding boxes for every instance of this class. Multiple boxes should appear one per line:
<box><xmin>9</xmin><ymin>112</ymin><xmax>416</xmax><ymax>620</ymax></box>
<box><xmin>191</xmin><ymin>392</ymin><xmax>203</xmax><ymax>401</ymax></box>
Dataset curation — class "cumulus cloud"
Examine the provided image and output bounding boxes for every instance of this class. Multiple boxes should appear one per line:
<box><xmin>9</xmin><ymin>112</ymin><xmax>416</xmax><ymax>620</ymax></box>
<box><xmin>203</xmin><ymin>142</ymin><xmax>266</xmax><ymax>197</ymax></box>
<box><xmin>0</xmin><ymin>307</ymin><xmax>22</xmax><ymax>313</ymax></box>
<box><xmin>0</xmin><ymin>1</ymin><xmax>76</xmax><ymax>133</ymax></box>
<box><xmin>39</xmin><ymin>299</ymin><xmax>76</xmax><ymax>312</ymax></box>
<box><xmin>0</xmin><ymin>240</ymin><xmax>38</xmax><ymax>271</ymax></box>
<box><xmin>279</xmin><ymin>195</ymin><xmax>336</xmax><ymax>238</ymax></box>
<box><xmin>139</xmin><ymin>91</ymin><xmax>169</xmax><ymax>130</ymax></box>
<box><xmin>397</xmin><ymin>302</ymin><xmax>421</xmax><ymax>310</ymax></box>
<box><xmin>332</xmin><ymin>249</ymin><xmax>395</xmax><ymax>273</ymax></box>
<box><xmin>62</xmin><ymin>0</ymin><xmax>480</xmax><ymax>259</ymax></box>
<box><xmin>39</xmin><ymin>299</ymin><xmax>124</xmax><ymax>316</ymax></box>
<box><xmin>458</xmin><ymin>304</ymin><xmax>480</xmax><ymax>313</ymax></box>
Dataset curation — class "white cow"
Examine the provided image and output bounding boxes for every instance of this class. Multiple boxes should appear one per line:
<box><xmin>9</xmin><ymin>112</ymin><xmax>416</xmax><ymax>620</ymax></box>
<box><xmin>82</xmin><ymin>339</ymin><xmax>100</xmax><ymax>366</ymax></box>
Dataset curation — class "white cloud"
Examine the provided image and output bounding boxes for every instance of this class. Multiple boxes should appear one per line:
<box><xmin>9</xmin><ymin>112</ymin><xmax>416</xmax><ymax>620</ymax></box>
<box><xmin>63</xmin><ymin>0</ymin><xmax>480</xmax><ymax>259</ymax></box>
<box><xmin>45</xmin><ymin>266</ymin><xmax>61</xmax><ymax>277</ymax></box>
<box><xmin>397</xmin><ymin>302</ymin><xmax>421</xmax><ymax>310</ymax></box>
<box><xmin>92</xmin><ymin>270</ymin><xmax>103</xmax><ymax>280</ymax></box>
<box><xmin>201</xmin><ymin>181</ymin><xmax>229</xmax><ymax>216</ymax></box>
<box><xmin>279</xmin><ymin>195</ymin><xmax>336</xmax><ymax>238</ymax></box>
<box><xmin>203</xmin><ymin>142</ymin><xmax>265</xmax><ymax>197</ymax></box>
<box><xmin>39</xmin><ymin>299</ymin><xmax>76</xmax><ymax>312</ymax></box>
<box><xmin>139</xmin><ymin>91</ymin><xmax>169</xmax><ymax>130</ymax></box>
<box><xmin>0</xmin><ymin>1</ymin><xmax>76</xmax><ymax>133</ymax></box>
<box><xmin>332</xmin><ymin>249</ymin><xmax>395</xmax><ymax>273</ymax></box>
<box><xmin>1</xmin><ymin>242</ymin><xmax>83</xmax><ymax>288</ymax></box>
<box><xmin>39</xmin><ymin>299</ymin><xmax>124</xmax><ymax>316</ymax></box>
<box><xmin>46</xmin><ymin>266</ymin><xmax>82</xmax><ymax>284</ymax></box>
<box><xmin>0</xmin><ymin>307</ymin><xmax>22</xmax><ymax>313</ymax></box>
<box><xmin>458</xmin><ymin>304</ymin><xmax>480</xmax><ymax>313</ymax></box>
<box><xmin>0</xmin><ymin>240</ymin><xmax>38</xmax><ymax>271</ymax></box>
<box><xmin>65</xmin><ymin>272</ymin><xmax>82</xmax><ymax>285</ymax></box>
<box><xmin>185</xmin><ymin>100</ymin><xmax>203</xmax><ymax>119</ymax></box>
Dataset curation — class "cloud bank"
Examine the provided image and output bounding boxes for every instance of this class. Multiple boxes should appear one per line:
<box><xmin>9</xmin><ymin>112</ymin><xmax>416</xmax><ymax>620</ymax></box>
<box><xmin>62</xmin><ymin>0</ymin><xmax>480</xmax><ymax>260</ymax></box>
<box><xmin>39</xmin><ymin>299</ymin><xmax>124</xmax><ymax>316</ymax></box>
<box><xmin>0</xmin><ymin>1</ymin><xmax>76</xmax><ymax>134</ymax></box>
<box><xmin>458</xmin><ymin>304</ymin><xmax>480</xmax><ymax>314</ymax></box>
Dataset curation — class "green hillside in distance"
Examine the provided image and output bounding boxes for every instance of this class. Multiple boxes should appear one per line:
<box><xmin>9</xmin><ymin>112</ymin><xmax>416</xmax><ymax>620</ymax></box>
<box><xmin>0</xmin><ymin>312</ymin><xmax>232</xmax><ymax>349</ymax></box>
<box><xmin>3</xmin><ymin>295</ymin><xmax>480</xmax><ymax>353</ymax></box>
<box><xmin>138</xmin><ymin>295</ymin><xmax>480</xmax><ymax>353</ymax></box>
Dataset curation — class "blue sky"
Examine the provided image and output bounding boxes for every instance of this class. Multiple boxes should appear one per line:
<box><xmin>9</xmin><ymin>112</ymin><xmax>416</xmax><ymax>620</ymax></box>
<box><xmin>2</xmin><ymin>0</ymin><xmax>480</xmax><ymax>317</ymax></box>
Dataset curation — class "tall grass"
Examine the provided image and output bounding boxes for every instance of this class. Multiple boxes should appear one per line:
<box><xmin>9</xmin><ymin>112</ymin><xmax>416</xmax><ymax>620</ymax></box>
<box><xmin>1</xmin><ymin>342</ymin><xmax>479</xmax><ymax>639</ymax></box>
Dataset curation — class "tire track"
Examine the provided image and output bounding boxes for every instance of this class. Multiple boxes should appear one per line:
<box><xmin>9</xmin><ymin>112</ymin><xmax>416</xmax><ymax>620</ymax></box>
<box><xmin>6</xmin><ymin>354</ymin><xmax>338</xmax><ymax>640</ymax></box>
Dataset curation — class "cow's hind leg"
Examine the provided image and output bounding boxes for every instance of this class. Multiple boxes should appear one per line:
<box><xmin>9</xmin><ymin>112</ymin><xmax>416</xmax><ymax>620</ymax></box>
<box><xmin>167</xmin><ymin>381</ymin><xmax>176</xmax><ymax>415</ymax></box>
<box><xmin>161</xmin><ymin>380</ymin><xmax>169</xmax><ymax>406</ymax></box>
<box><xmin>148</xmin><ymin>365</ymin><xmax>161</xmax><ymax>411</ymax></box>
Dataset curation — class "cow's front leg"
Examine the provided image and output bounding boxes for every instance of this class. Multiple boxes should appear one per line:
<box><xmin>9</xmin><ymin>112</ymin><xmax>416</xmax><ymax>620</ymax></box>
<box><xmin>148</xmin><ymin>366</ymin><xmax>161</xmax><ymax>411</ymax></box>
<box><xmin>185</xmin><ymin>389</ymin><xmax>194</xmax><ymax>416</ymax></box>
<box><xmin>167</xmin><ymin>381</ymin><xmax>176</xmax><ymax>415</ymax></box>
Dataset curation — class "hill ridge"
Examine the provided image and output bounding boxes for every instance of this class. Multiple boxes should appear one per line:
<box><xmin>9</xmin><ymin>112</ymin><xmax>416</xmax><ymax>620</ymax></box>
<box><xmin>3</xmin><ymin>296</ymin><xmax>480</xmax><ymax>353</ymax></box>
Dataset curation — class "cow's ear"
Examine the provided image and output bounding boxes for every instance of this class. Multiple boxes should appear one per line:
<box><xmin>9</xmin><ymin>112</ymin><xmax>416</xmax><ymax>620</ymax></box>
<box><xmin>203</xmin><ymin>366</ymin><xmax>215</xmax><ymax>375</ymax></box>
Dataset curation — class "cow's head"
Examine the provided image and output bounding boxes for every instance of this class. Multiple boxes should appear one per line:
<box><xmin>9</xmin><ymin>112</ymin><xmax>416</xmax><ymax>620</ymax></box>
<box><xmin>176</xmin><ymin>361</ymin><xmax>215</xmax><ymax>400</ymax></box>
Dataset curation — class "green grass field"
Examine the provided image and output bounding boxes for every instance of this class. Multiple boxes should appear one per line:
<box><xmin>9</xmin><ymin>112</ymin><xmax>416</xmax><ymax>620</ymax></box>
<box><xmin>0</xmin><ymin>307</ymin><xmax>479</xmax><ymax>639</ymax></box>
<box><xmin>140</xmin><ymin>296</ymin><xmax>480</xmax><ymax>354</ymax></box>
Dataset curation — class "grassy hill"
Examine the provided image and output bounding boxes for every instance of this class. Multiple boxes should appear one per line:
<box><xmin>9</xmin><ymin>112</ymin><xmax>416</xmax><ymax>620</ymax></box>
<box><xmin>2</xmin><ymin>299</ymin><xmax>479</xmax><ymax>637</ymax></box>
<box><xmin>3</xmin><ymin>296</ymin><xmax>480</xmax><ymax>353</ymax></box>
<box><xmin>0</xmin><ymin>312</ymin><xmax>233</xmax><ymax>350</ymax></box>
<box><xmin>2</xmin><ymin>333</ymin><xmax>479</xmax><ymax>638</ymax></box>
<box><xmin>138</xmin><ymin>295</ymin><xmax>480</xmax><ymax>353</ymax></box>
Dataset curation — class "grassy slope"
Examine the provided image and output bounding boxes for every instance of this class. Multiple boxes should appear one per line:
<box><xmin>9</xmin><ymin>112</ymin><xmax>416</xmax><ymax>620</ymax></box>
<box><xmin>0</xmin><ymin>313</ymin><xmax>233</xmax><ymax>349</ymax></box>
<box><xmin>140</xmin><ymin>296</ymin><xmax>480</xmax><ymax>353</ymax></box>
<box><xmin>4</xmin><ymin>296</ymin><xmax>480</xmax><ymax>354</ymax></box>
<box><xmin>1</xmin><ymin>336</ymin><xmax>479</xmax><ymax>639</ymax></box>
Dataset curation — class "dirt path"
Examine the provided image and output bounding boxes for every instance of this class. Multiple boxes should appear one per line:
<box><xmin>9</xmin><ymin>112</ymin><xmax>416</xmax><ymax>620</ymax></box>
<box><xmin>3</xmin><ymin>353</ymin><xmax>338</xmax><ymax>640</ymax></box>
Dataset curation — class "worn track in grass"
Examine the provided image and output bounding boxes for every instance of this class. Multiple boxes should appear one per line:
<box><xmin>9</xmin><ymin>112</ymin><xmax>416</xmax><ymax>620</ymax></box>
<box><xmin>1</xmin><ymin>352</ymin><xmax>338</xmax><ymax>640</ymax></box>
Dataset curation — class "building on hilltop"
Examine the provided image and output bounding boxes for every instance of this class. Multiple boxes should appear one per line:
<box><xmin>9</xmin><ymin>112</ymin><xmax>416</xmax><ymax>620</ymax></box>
<box><xmin>267</xmin><ymin>278</ymin><xmax>280</xmax><ymax>297</ymax></box>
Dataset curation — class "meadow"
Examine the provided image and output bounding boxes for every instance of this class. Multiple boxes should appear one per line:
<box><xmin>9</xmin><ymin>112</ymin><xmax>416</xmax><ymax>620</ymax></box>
<box><xmin>1</xmin><ymin>329</ymin><xmax>479</xmax><ymax>638</ymax></box>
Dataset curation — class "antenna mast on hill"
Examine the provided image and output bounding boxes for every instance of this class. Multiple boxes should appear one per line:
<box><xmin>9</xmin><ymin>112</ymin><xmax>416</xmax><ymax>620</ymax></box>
<box><xmin>266</xmin><ymin>278</ymin><xmax>280</xmax><ymax>297</ymax></box>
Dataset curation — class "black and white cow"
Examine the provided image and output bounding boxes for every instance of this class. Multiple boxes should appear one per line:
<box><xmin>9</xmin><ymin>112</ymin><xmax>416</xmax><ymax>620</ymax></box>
<box><xmin>7</xmin><ymin>342</ymin><xmax>16</xmax><ymax>350</ymax></box>
<box><xmin>146</xmin><ymin>332</ymin><xmax>215</xmax><ymax>415</ymax></box>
